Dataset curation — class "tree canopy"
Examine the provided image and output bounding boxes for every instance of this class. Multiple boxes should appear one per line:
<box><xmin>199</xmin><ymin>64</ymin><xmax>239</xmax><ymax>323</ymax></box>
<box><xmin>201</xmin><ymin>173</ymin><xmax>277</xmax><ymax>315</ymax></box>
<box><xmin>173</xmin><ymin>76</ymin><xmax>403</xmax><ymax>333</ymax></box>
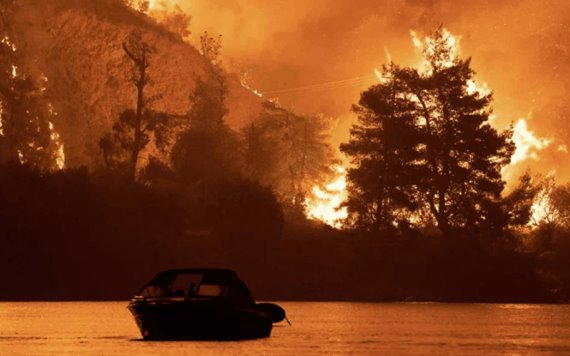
<box><xmin>341</xmin><ymin>28</ymin><xmax>515</xmax><ymax>233</ymax></box>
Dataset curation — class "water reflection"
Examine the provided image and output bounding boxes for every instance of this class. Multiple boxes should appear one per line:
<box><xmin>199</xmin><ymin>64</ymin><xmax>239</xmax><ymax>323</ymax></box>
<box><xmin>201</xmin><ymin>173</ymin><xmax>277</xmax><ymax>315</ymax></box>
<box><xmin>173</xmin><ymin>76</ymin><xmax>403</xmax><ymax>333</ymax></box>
<box><xmin>0</xmin><ymin>302</ymin><xmax>569</xmax><ymax>355</ymax></box>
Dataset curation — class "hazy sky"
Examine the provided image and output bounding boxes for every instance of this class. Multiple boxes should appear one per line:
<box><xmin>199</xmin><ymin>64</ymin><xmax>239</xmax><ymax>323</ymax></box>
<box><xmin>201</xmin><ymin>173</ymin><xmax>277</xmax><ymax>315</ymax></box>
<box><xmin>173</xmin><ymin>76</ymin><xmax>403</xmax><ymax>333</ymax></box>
<box><xmin>160</xmin><ymin>0</ymin><xmax>570</xmax><ymax>181</ymax></box>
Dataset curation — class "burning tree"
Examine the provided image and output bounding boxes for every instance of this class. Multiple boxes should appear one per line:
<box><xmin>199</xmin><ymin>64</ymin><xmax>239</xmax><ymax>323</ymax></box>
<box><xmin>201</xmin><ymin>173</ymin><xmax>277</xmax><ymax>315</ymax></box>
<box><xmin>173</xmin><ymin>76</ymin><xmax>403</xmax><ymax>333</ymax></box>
<box><xmin>0</xmin><ymin>1</ymin><xmax>64</xmax><ymax>170</ymax></box>
<box><xmin>342</xmin><ymin>28</ymin><xmax>515</xmax><ymax>233</ymax></box>
<box><xmin>243</xmin><ymin>101</ymin><xmax>337</xmax><ymax>208</ymax></box>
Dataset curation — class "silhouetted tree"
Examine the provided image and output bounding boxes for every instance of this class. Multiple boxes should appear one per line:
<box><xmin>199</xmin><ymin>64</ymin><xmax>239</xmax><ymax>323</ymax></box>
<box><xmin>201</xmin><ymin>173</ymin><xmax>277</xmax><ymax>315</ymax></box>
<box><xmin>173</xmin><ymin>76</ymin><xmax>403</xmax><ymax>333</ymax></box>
<box><xmin>402</xmin><ymin>28</ymin><xmax>514</xmax><ymax>232</ymax></box>
<box><xmin>342</xmin><ymin>28</ymin><xmax>514</xmax><ymax>233</ymax></box>
<box><xmin>189</xmin><ymin>31</ymin><xmax>227</xmax><ymax>129</ymax></box>
<box><xmin>171</xmin><ymin>123</ymin><xmax>243</xmax><ymax>185</ymax></box>
<box><xmin>341</xmin><ymin>64</ymin><xmax>423</xmax><ymax>230</ymax></box>
<box><xmin>170</xmin><ymin>31</ymin><xmax>243</xmax><ymax>186</ymax></box>
<box><xmin>100</xmin><ymin>33</ymin><xmax>170</xmax><ymax>180</ymax></box>
<box><xmin>500</xmin><ymin>173</ymin><xmax>542</xmax><ymax>229</ymax></box>
<box><xmin>549</xmin><ymin>183</ymin><xmax>570</xmax><ymax>227</ymax></box>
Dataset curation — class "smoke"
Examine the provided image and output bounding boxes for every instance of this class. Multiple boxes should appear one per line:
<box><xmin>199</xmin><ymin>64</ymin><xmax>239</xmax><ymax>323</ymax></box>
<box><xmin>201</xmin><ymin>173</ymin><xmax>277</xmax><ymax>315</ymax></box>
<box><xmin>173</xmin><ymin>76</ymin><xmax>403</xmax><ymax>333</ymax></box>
<box><xmin>158</xmin><ymin>1</ymin><xmax>570</xmax><ymax>181</ymax></box>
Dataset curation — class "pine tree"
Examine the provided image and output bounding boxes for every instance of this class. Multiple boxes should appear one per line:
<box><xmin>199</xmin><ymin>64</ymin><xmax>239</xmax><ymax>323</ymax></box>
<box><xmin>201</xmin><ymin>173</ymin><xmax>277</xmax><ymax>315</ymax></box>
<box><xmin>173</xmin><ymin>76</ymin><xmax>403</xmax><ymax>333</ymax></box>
<box><xmin>341</xmin><ymin>64</ymin><xmax>423</xmax><ymax>230</ymax></box>
<box><xmin>403</xmin><ymin>28</ymin><xmax>514</xmax><ymax>232</ymax></box>
<box><xmin>342</xmin><ymin>28</ymin><xmax>514</xmax><ymax>233</ymax></box>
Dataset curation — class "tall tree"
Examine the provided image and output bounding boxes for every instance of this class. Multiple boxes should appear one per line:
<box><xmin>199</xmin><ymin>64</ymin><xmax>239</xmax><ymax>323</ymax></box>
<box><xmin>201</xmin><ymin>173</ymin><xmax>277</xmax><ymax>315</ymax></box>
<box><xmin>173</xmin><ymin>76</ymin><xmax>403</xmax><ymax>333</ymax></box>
<box><xmin>170</xmin><ymin>31</ymin><xmax>241</xmax><ymax>185</ymax></box>
<box><xmin>405</xmin><ymin>28</ymin><xmax>514</xmax><ymax>232</ymax></box>
<box><xmin>341</xmin><ymin>64</ymin><xmax>423</xmax><ymax>230</ymax></box>
<box><xmin>100</xmin><ymin>33</ymin><xmax>169</xmax><ymax>180</ymax></box>
<box><xmin>342</xmin><ymin>28</ymin><xmax>514</xmax><ymax>233</ymax></box>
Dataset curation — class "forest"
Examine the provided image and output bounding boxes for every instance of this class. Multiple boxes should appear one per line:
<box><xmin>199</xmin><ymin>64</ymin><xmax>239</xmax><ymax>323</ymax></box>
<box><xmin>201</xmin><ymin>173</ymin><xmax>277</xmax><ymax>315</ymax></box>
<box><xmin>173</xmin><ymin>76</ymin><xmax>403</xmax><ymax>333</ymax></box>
<box><xmin>0</xmin><ymin>0</ymin><xmax>569</xmax><ymax>302</ymax></box>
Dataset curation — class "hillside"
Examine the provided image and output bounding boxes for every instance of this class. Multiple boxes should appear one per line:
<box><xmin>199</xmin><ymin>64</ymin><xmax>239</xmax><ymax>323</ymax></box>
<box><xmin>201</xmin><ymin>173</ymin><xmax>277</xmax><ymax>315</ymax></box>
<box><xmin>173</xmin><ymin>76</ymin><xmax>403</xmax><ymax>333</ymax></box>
<box><xmin>11</xmin><ymin>0</ymin><xmax>262</xmax><ymax>168</ymax></box>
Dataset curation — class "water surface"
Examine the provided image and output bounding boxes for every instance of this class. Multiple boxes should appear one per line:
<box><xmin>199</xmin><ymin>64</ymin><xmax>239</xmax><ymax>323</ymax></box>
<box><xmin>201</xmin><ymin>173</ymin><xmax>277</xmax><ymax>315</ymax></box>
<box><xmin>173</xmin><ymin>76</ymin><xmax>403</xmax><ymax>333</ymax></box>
<box><xmin>1</xmin><ymin>302</ymin><xmax>569</xmax><ymax>355</ymax></box>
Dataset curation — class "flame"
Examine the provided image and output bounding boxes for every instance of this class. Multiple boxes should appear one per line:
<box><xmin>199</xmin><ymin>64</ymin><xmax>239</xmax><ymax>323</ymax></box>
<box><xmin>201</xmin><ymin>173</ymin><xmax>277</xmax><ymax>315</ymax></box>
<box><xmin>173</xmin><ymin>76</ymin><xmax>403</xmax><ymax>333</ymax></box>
<box><xmin>410</xmin><ymin>30</ymin><xmax>422</xmax><ymax>51</ymax></box>
<box><xmin>304</xmin><ymin>165</ymin><xmax>348</xmax><ymax>228</ymax></box>
<box><xmin>528</xmin><ymin>171</ymin><xmax>557</xmax><ymax>226</ymax></box>
<box><xmin>510</xmin><ymin>118</ymin><xmax>551</xmax><ymax>165</ymax></box>
<box><xmin>411</xmin><ymin>28</ymin><xmax>461</xmax><ymax>73</ymax></box>
<box><xmin>240</xmin><ymin>81</ymin><xmax>263</xmax><ymax>98</ymax></box>
<box><xmin>49</xmin><ymin>121</ymin><xmax>65</xmax><ymax>170</ymax></box>
<box><xmin>1</xmin><ymin>36</ymin><xmax>17</xmax><ymax>52</ymax></box>
<box><xmin>0</xmin><ymin>101</ymin><xmax>4</xmax><ymax>136</ymax></box>
<box><xmin>530</xmin><ymin>188</ymin><xmax>553</xmax><ymax>226</ymax></box>
<box><xmin>410</xmin><ymin>30</ymin><xmax>555</xmax><ymax>187</ymax></box>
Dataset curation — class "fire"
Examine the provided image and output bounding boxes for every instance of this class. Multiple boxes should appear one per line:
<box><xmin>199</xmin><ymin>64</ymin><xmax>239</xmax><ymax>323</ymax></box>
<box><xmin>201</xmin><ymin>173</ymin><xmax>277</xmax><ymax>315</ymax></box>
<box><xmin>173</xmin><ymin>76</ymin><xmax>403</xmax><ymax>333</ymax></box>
<box><xmin>530</xmin><ymin>188</ymin><xmax>553</xmax><ymax>226</ymax></box>
<box><xmin>304</xmin><ymin>165</ymin><xmax>349</xmax><ymax>228</ymax></box>
<box><xmin>411</xmin><ymin>28</ymin><xmax>461</xmax><ymax>73</ymax></box>
<box><xmin>510</xmin><ymin>118</ymin><xmax>551</xmax><ymax>165</ymax></box>
<box><xmin>1</xmin><ymin>36</ymin><xmax>17</xmax><ymax>52</ymax></box>
<box><xmin>502</xmin><ymin>117</ymin><xmax>552</xmax><ymax>185</ymax></box>
<box><xmin>528</xmin><ymin>172</ymin><xmax>557</xmax><ymax>226</ymax></box>
<box><xmin>240</xmin><ymin>76</ymin><xmax>263</xmax><ymax>98</ymax></box>
<box><xmin>49</xmin><ymin>121</ymin><xmax>65</xmax><ymax>170</ymax></box>
<box><xmin>0</xmin><ymin>101</ymin><xmax>4</xmax><ymax>136</ymax></box>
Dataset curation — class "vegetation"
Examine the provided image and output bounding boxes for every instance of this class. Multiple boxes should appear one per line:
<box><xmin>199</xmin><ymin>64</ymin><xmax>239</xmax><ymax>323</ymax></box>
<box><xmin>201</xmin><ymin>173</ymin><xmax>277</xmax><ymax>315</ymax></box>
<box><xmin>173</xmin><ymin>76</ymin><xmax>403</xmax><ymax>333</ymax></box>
<box><xmin>0</xmin><ymin>1</ymin><xmax>568</xmax><ymax>303</ymax></box>
<box><xmin>0</xmin><ymin>1</ymin><xmax>62</xmax><ymax>170</ymax></box>
<box><xmin>341</xmin><ymin>29</ymin><xmax>515</xmax><ymax>233</ymax></box>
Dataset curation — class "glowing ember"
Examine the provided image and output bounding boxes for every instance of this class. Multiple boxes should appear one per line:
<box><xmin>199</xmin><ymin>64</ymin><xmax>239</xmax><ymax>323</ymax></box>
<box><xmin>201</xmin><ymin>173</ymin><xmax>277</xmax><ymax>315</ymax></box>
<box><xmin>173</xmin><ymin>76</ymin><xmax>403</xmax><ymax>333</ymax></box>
<box><xmin>1</xmin><ymin>36</ymin><xmax>17</xmax><ymax>52</ymax></box>
<box><xmin>304</xmin><ymin>165</ymin><xmax>349</xmax><ymax>228</ymax></box>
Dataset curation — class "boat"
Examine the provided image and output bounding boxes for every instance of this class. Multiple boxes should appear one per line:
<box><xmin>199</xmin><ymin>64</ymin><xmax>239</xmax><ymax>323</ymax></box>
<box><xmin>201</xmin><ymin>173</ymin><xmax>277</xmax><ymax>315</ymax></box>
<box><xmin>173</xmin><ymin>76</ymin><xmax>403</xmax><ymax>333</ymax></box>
<box><xmin>127</xmin><ymin>268</ymin><xmax>287</xmax><ymax>340</ymax></box>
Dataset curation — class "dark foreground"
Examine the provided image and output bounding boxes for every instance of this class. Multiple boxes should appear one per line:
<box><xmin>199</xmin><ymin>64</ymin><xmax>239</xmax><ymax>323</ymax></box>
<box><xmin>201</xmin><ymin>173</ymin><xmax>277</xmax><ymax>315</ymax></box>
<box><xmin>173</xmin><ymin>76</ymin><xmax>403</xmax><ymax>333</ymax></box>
<box><xmin>1</xmin><ymin>302</ymin><xmax>570</xmax><ymax>355</ymax></box>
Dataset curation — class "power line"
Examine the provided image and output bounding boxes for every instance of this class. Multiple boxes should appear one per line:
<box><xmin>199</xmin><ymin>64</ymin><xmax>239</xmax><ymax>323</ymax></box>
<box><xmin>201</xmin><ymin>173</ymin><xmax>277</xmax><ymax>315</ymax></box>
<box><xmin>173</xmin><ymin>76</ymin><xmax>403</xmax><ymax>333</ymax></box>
<box><xmin>262</xmin><ymin>74</ymin><xmax>378</xmax><ymax>96</ymax></box>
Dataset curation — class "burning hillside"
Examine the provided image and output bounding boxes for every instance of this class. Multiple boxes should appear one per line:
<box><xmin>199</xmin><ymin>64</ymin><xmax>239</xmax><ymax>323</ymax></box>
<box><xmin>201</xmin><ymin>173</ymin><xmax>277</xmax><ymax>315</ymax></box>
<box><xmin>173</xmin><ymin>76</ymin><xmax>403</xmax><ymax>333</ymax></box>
<box><xmin>8</xmin><ymin>0</ymin><xmax>263</xmax><ymax>168</ymax></box>
<box><xmin>303</xmin><ymin>28</ymin><xmax>566</xmax><ymax>228</ymax></box>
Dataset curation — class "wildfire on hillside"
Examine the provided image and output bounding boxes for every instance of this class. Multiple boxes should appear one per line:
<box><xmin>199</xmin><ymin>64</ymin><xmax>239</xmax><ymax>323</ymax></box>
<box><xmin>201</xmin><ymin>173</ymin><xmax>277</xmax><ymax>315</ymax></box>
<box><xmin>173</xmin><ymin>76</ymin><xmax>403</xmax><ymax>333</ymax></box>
<box><xmin>0</xmin><ymin>33</ymin><xmax>65</xmax><ymax>171</ymax></box>
<box><xmin>126</xmin><ymin>0</ymin><xmax>566</xmax><ymax>229</ymax></box>
<box><xmin>304</xmin><ymin>28</ymin><xmax>564</xmax><ymax>228</ymax></box>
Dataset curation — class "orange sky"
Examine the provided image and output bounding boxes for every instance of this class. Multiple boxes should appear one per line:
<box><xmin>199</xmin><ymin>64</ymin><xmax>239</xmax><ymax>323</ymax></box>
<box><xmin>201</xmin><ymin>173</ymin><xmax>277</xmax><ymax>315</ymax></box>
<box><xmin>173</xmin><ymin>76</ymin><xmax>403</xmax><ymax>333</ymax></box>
<box><xmin>155</xmin><ymin>0</ymin><xmax>570</xmax><ymax>183</ymax></box>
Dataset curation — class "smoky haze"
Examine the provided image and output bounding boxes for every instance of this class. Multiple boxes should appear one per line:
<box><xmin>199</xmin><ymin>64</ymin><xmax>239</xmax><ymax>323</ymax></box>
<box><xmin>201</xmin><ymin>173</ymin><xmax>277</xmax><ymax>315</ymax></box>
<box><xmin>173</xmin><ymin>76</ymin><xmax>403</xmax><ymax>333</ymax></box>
<box><xmin>171</xmin><ymin>0</ymin><xmax>570</xmax><ymax>181</ymax></box>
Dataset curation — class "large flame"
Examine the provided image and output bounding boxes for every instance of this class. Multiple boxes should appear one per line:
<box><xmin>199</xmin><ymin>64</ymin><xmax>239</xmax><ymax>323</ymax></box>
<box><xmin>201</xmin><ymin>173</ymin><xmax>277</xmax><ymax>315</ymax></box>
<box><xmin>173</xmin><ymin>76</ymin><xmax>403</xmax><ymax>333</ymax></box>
<box><xmin>308</xmin><ymin>29</ymin><xmax>560</xmax><ymax>228</ymax></box>
<box><xmin>510</xmin><ymin>118</ymin><xmax>551</xmax><ymax>165</ymax></box>
<box><xmin>502</xmin><ymin>117</ymin><xmax>552</xmax><ymax>185</ymax></box>
<box><xmin>304</xmin><ymin>165</ymin><xmax>348</xmax><ymax>228</ymax></box>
